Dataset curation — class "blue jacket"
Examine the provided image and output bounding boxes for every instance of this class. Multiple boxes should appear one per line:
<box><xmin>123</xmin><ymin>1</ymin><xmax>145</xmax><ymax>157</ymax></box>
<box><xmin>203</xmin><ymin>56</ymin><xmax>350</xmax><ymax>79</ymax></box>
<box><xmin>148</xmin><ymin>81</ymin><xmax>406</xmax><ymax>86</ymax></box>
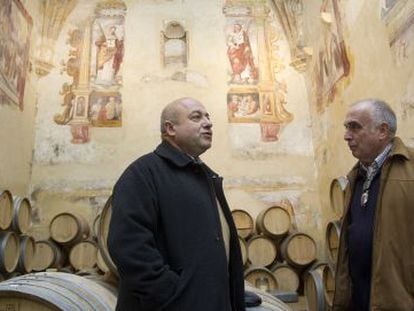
<box><xmin>108</xmin><ymin>141</ymin><xmax>245</xmax><ymax>311</ymax></box>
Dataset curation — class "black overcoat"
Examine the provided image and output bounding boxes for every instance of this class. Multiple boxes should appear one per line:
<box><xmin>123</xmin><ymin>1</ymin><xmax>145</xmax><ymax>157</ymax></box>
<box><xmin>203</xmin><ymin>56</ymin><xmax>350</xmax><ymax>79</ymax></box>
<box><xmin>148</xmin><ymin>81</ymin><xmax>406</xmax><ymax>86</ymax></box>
<box><xmin>108</xmin><ymin>141</ymin><xmax>245</xmax><ymax>311</ymax></box>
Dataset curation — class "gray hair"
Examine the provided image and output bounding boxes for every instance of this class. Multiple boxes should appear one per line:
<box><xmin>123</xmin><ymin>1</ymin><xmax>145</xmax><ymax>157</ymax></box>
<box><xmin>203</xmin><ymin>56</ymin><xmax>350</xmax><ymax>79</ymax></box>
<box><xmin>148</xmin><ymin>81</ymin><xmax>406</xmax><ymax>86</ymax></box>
<box><xmin>353</xmin><ymin>99</ymin><xmax>397</xmax><ymax>137</ymax></box>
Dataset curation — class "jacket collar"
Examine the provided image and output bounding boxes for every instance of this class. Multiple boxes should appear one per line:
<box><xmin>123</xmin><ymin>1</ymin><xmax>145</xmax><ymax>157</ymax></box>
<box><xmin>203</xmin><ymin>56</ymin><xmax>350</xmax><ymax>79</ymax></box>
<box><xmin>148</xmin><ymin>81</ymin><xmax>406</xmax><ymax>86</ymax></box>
<box><xmin>154</xmin><ymin>140</ymin><xmax>195</xmax><ymax>168</ymax></box>
<box><xmin>348</xmin><ymin>136</ymin><xmax>410</xmax><ymax>180</ymax></box>
<box><xmin>390</xmin><ymin>136</ymin><xmax>411</xmax><ymax>161</ymax></box>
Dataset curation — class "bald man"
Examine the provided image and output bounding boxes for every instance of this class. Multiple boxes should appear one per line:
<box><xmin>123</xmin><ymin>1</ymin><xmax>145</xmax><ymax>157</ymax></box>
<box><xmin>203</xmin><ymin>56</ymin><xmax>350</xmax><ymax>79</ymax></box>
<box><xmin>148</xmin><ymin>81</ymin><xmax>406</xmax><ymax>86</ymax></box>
<box><xmin>108</xmin><ymin>97</ymin><xmax>246</xmax><ymax>311</ymax></box>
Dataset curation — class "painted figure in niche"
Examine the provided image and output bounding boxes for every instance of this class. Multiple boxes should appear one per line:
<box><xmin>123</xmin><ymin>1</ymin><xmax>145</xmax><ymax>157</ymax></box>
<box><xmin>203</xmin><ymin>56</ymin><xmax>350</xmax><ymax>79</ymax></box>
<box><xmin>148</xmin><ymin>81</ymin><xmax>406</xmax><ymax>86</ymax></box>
<box><xmin>75</xmin><ymin>96</ymin><xmax>86</xmax><ymax>117</ymax></box>
<box><xmin>262</xmin><ymin>93</ymin><xmax>273</xmax><ymax>116</ymax></box>
<box><xmin>93</xmin><ymin>23</ymin><xmax>124</xmax><ymax>85</ymax></box>
<box><xmin>227</xmin><ymin>23</ymin><xmax>258</xmax><ymax>84</ymax></box>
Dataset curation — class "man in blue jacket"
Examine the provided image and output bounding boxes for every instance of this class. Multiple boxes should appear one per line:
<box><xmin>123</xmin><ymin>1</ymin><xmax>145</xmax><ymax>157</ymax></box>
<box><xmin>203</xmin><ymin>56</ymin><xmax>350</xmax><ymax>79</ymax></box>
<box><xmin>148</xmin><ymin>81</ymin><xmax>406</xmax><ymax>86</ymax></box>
<box><xmin>108</xmin><ymin>97</ymin><xmax>246</xmax><ymax>311</ymax></box>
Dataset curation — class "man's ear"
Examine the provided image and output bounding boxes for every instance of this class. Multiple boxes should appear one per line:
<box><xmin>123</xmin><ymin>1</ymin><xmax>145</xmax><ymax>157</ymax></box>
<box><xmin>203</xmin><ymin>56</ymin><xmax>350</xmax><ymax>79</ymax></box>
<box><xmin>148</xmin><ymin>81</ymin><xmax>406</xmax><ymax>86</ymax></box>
<box><xmin>164</xmin><ymin>121</ymin><xmax>176</xmax><ymax>136</ymax></box>
<box><xmin>378</xmin><ymin>122</ymin><xmax>389</xmax><ymax>140</ymax></box>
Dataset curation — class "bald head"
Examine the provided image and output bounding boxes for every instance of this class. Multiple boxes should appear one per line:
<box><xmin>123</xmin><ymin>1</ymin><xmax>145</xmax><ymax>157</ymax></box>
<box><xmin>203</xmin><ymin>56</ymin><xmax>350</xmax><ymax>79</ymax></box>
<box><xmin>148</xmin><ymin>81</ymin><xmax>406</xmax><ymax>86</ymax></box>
<box><xmin>160</xmin><ymin>97</ymin><xmax>213</xmax><ymax>157</ymax></box>
<box><xmin>160</xmin><ymin>97</ymin><xmax>200</xmax><ymax>136</ymax></box>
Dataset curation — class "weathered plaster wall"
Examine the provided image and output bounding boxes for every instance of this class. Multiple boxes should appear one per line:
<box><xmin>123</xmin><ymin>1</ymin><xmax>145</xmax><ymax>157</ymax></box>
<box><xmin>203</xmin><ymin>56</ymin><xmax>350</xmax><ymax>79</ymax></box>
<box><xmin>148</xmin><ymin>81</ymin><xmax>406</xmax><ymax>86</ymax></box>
<box><xmin>0</xmin><ymin>1</ymin><xmax>39</xmax><ymax>196</ymax></box>
<box><xmin>28</xmin><ymin>0</ymin><xmax>320</xmax><ymax>247</ymax></box>
<box><xmin>1</xmin><ymin>0</ymin><xmax>413</xmax><ymax>260</ymax></box>
<box><xmin>305</xmin><ymin>0</ymin><xmax>414</xmax><ymax>235</ymax></box>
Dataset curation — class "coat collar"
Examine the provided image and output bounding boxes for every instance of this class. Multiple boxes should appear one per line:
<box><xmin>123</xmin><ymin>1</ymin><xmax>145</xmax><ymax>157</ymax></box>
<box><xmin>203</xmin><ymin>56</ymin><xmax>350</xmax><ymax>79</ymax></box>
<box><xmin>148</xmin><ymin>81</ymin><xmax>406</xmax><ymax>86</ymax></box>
<box><xmin>390</xmin><ymin>136</ymin><xmax>411</xmax><ymax>161</ymax></box>
<box><xmin>348</xmin><ymin>136</ymin><xmax>410</xmax><ymax>180</ymax></box>
<box><xmin>154</xmin><ymin>140</ymin><xmax>195</xmax><ymax>168</ymax></box>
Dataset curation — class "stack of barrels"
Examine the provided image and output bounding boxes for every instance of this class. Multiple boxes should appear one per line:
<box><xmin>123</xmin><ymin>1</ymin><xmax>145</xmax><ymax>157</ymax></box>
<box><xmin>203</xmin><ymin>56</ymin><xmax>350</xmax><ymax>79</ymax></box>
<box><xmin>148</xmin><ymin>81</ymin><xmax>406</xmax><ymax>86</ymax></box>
<box><xmin>0</xmin><ymin>191</ymin><xmax>118</xmax><ymax>310</ymax></box>
<box><xmin>302</xmin><ymin>176</ymin><xmax>347</xmax><ymax>311</ymax></box>
<box><xmin>0</xmin><ymin>189</ymin><xmax>36</xmax><ymax>280</ymax></box>
<box><xmin>232</xmin><ymin>201</ymin><xmax>320</xmax><ymax>304</ymax></box>
<box><xmin>0</xmin><ymin>190</ymin><xmax>114</xmax><ymax>279</ymax></box>
<box><xmin>32</xmin><ymin>207</ymin><xmax>113</xmax><ymax>277</ymax></box>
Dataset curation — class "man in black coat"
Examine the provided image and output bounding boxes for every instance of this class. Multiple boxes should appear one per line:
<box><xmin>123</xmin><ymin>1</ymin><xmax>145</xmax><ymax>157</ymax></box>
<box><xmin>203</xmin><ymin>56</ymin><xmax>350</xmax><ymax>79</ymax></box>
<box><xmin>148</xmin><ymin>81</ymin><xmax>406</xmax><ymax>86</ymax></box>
<box><xmin>108</xmin><ymin>97</ymin><xmax>246</xmax><ymax>311</ymax></box>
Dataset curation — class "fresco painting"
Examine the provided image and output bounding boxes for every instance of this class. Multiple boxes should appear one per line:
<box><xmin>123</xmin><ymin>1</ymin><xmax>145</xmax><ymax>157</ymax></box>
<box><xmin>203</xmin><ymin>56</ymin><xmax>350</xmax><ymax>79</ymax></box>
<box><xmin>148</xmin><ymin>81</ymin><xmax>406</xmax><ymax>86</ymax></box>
<box><xmin>0</xmin><ymin>0</ymin><xmax>32</xmax><ymax>110</ymax></box>
<box><xmin>313</xmin><ymin>0</ymin><xmax>350</xmax><ymax>112</ymax></box>
<box><xmin>225</xmin><ymin>19</ymin><xmax>259</xmax><ymax>85</ymax></box>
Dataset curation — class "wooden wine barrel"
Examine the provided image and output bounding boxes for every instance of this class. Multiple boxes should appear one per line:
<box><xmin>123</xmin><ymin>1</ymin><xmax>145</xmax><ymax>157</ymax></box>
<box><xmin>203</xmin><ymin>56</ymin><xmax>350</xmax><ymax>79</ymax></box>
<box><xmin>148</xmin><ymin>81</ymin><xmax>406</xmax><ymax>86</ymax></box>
<box><xmin>238</xmin><ymin>236</ymin><xmax>248</xmax><ymax>266</ymax></box>
<box><xmin>96</xmin><ymin>249</ymin><xmax>110</xmax><ymax>274</ymax></box>
<box><xmin>231</xmin><ymin>209</ymin><xmax>254</xmax><ymax>239</ymax></box>
<box><xmin>0</xmin><ymin>272</ymin><xmax>117</xmax><ymax>310</ymax></box>
<box><xmin>270</xmin><ymin>262</ymin><xmax>300</xmax><ymax>292</ymax></box>
<box><xmin>11</xmin><ymin>196</ymin><xmax>32</xmax><ymax>234</ymax></box>
<box><xmin>329</xmin><ymin>177</ymin><xmax>348</xmax><ymax>217</ymax></box>
<box><xmin>325</xmin><ymin>219</ymin><xmax>341</xmax><ymax>265</ymax></box>
<box><xmin>304</xmin><ymin>263</ymin><xmax>326</xmax><ymax>311</ymax></box>
<box><xmin>323</xmin><ymin>264</ymin><xmax>335</xmax><ymax>309</ymax></box>
<box><xmin>32</xmin><ymin>239</ymin><xmax>66</xmax><ymax>271</ymax></box>
<box><xmin>244</xmin><ymin>266</ymin><xmax>278</xmax><ymax>292</ymax></box>
<box><xmin>97</xmin><ymin>196</ymin><xmax>119</xmax><ymax>277</ymax></box>
<box><xmin>69</xmin><ymin>240</ymin><xmax>98</xmax><ymax>271</ymax></box>
<box><xmin>49</xmin><ymin>212</ymin><xmax>90</xmax><ymax>246</ymax></box>
<box><xmin>247</xmin><ymin>235</ymin><xmax>277</xmax><ymax>267</ymax></box>
<box><xmin>0</xmin><ymin>231</ymin><xmax>20</xmax><ymax>274</ymax></box>
<box><xmin>280</xmin><ymin>232</ymin><xmax>317</xmax><ymax>268</ymax></box>
<box><xmin>92</xmin><ymin>213</ymin><xmax>100</xmax><ymax>239</ymax></box>
<box><xmin>15</xmin><ymin>235</ymin><xmax>36</xmax><ymax>274</ymax></box>
<box><xmin>245</xmin><ymin>282</ymin><xmax>292</xmax><ymax>311</ymax></box>
<box><xmin>256</xmin><ymin>206</ymin><xmax>291</xmax><ymax>239</ymax></box>
<box><xmin>0</xmin><ymin>190</ymin><xmax>13</xmax><ymax>230</ymax></box>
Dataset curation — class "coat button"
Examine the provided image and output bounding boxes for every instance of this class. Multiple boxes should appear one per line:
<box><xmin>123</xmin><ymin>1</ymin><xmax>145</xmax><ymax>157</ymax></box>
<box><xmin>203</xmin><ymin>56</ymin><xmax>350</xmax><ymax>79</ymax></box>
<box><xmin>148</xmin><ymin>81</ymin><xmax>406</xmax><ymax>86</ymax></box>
<box><xmin>215</xmin><ymin>235</ymin><xmax>220</xmax><ymax>241</ymax></box>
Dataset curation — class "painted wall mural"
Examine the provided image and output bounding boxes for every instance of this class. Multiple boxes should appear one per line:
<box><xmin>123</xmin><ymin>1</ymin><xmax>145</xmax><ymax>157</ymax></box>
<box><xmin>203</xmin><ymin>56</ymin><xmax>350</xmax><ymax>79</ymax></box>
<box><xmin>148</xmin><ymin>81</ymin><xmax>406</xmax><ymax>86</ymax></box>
<box><xmin>0</xmin><ymin>0</ymin><xmax>32</xmax><ymax>110</ymax></box>
<box><xmin>226</xmin><ymin>21</ymin><xmax>259</xmax><ymax>85</ymax></box>
<box><xmin>381</xmin><ymin>0</ymin><xmax>414</xmax><ymax>65</ymax></box>
<box><xmin>312</xmin><ymin>0</ymin><xmax>350</xmax><ymax>112</ymax></box>
<box><xmin>54</xmin><ymin>0</ymin><xmax>126</xmax><ymax>143</ymax></box>
<box><xmin>91</xmin><ymin>16</ymin><xmax>124</xmax><ymax>87</ymax></box>
<box><xmin>223</xmin><ymin>1</ymin><xmax>293</xmax><ymax>142</ymax></box>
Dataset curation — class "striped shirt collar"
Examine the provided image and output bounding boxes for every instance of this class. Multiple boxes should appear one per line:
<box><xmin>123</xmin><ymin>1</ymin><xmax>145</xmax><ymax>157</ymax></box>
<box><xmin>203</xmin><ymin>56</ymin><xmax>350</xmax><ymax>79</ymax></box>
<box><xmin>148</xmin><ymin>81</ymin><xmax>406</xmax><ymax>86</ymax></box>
<box><xmin>360</xmin><ymin>142</ymin><xmax>393</xmax><ymax>172</ymax></box>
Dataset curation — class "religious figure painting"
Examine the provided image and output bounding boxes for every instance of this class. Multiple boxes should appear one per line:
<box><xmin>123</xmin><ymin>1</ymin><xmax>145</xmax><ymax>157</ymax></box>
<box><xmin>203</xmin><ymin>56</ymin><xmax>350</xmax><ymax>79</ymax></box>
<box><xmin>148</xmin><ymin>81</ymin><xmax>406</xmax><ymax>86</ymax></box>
<box><xmin>91</xmin><ymin>18</ymin><xmax>125</xmax><ymax>87</ymax></box>
<box><xmin>313</xmin><ymin>0</ymin><xmax>350</xmax><ymax>110</ymax></box>
<box><xmin>0</xmin><ymin>0</ymin><xmax>32</xmax><ymax>110</ymax></box>
<box><xmin>227</xmin><ymin>91</ymin><xmax>261</xmax><ymax>123</ymax></box>
<box><xmin>225</xmin><ymin>20</ymin><xmax>259</xmax><ymax>85</ymax></box>
<box><xmin>89</xmin><ymin>92</ymin><xmax>122</xmax><ymax>127</ymax></box>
